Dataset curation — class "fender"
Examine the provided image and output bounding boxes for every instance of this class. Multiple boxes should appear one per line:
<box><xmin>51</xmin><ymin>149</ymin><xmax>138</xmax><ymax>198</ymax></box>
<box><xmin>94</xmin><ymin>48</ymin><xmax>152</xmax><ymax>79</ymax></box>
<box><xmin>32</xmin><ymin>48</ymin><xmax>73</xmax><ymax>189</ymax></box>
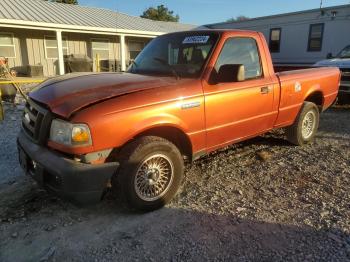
<box><xmin>121</xmin><ymin>113</ymin><xmax>190</xmax><ymax>146</ymax></box>
<box><xmin>303</xmin><ymin>84</ymin><xmax>323</xmax><ymax>103</ymax></box>
<box><xmin>274</xmin><ymin>83</ymin><xmax>323</xmax><ymax>128</ymax></box>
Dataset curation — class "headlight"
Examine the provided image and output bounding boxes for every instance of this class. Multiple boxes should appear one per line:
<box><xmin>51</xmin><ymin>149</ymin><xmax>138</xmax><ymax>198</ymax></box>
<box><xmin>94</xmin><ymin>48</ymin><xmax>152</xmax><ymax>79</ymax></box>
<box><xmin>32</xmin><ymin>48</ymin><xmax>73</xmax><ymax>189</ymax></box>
<box><xmin>50</xmin><ymin>119</ymin><xmax>92</xmax><ymax>147</ymax></box>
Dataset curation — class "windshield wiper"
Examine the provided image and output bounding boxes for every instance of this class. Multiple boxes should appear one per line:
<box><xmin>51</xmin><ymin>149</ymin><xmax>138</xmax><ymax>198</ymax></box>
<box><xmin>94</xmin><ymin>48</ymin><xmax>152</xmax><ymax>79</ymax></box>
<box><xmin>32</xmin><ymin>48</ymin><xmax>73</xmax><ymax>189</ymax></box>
<box><xmin>153</xmin><ymin>57</ymin><xmax>180</xmax><ymax>80</ymax></box>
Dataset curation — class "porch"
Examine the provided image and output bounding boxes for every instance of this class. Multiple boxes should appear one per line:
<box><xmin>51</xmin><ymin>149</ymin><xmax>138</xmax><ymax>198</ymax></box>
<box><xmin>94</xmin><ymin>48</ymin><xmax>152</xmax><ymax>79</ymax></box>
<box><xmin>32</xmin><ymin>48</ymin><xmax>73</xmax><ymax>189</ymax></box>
<box><xmin>1</xmin><ymin>27</ymin><xmax>155</xmax><ymax>77</ymax></box>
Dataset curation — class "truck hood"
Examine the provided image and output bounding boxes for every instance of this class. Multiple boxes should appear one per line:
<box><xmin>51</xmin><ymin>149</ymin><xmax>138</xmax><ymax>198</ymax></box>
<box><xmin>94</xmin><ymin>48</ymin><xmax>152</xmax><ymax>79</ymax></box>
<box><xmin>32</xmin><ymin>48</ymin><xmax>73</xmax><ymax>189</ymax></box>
<box><xmin>314</xmin><ymin>58</ymin><xmax>350</xmax><ymax>68</ymax></box>
<box><xmin>29</xmin><ymin>72</ymin><xmax>177</xmax><ymax>118</ymax></box>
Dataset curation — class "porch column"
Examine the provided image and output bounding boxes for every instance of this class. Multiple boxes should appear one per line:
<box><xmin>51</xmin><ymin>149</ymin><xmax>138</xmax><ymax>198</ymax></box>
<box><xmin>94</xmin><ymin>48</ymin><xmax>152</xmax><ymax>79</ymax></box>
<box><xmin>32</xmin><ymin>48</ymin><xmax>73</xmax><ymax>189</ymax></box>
<box><xmin>56</xmin><ymin>30</ymin><xmax>65</xmax><ymax>75</ymax></box>
<box><xmin>120</xmin><ymin>34</ymin><xmax>126</xmax><ymax>71</ymax></box>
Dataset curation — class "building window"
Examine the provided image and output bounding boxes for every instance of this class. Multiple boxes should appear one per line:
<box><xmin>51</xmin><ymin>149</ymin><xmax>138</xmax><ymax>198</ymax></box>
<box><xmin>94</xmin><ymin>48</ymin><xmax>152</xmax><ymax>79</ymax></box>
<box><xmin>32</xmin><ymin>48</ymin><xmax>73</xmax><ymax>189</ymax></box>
<box><xmin>44</xmin><ymin>36</ymin><xmax>68</xmax><ymax>59</ymax></box>
<box><xmin>91</xmin><ymin>39</ymin><xmax>110</xmax><ymax>60</ymax></box>
<box><xmin>269</xmin><ymin>28</ymin><xmax>281</xmax><ymax>53</ymax></box>
<box><xmin>128</xmin><ymin>41</ymin><xmax>144</xmax><ymax>60</ymax></box>
<box><xmin>0</xmin><ymin>33</ymin><xmax>16</xmax><ymax>58</ymax></box>
<box><xmin>215</xmin><ymin>37</ymin><xmax>262</xmax><ymax>81</ymax></box>
<box><xmin>308</xmin><ymin>23</ymin><xmax>324</xmax><ymax>52</ymax></box>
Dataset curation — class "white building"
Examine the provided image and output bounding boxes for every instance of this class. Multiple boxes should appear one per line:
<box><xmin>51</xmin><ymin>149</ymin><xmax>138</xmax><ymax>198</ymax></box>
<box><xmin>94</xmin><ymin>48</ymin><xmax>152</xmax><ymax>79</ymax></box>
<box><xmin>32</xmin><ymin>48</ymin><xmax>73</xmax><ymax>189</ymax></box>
<box><xmin>205</xmin><ymin>4</ymin><xmax>350</xmax><ymax>67</ymax></box>
<box><xmin>0</xmin><ymin>0</ymin><xmax>194</xmax><ymax>77</ymax></box>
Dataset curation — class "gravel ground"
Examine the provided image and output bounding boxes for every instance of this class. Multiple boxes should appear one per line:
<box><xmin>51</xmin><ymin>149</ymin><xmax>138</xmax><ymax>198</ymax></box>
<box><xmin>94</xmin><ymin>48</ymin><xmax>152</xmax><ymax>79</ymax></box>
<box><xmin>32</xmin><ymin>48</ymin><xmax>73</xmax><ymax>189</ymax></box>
<box><xmin>0</xmin><ymin>103</ymin><xmax>349</xmax><ymax>262</ymax></box>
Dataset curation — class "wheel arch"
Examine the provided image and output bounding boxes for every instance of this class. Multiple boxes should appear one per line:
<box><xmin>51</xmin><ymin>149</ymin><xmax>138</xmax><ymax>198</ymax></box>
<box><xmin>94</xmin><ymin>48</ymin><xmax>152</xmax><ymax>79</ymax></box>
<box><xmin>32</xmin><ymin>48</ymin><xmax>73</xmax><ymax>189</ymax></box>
<box><xmin>304</xmin><ymin>89</ymin><xmax>324</xmax><ymax>111</ymax></box>
<box><xmin>132</xmin><ymin>125</ymin><xmax>193</xmax><ymax>162</ymax></box>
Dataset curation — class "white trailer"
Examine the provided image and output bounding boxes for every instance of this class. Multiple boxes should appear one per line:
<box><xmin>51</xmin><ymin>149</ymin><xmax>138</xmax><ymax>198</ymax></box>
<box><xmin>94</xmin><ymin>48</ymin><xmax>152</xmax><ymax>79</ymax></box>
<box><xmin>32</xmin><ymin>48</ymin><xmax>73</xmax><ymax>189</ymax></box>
<box><xmin>205</xmin><ymin>4</ymin><xmax>350</xmax><ymax>67</ymax></box>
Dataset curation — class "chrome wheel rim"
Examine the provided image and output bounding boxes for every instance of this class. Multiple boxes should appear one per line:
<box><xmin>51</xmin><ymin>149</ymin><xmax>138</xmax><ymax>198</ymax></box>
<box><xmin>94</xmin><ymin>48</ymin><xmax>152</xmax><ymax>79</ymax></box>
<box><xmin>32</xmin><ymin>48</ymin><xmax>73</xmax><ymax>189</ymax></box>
<box><xmin>301</xmin><ymin>111</ymin><xmax>316</xmax><ymax>139</ymax></box>
<box><xmin>134</xmin><ymin>154</ymin><xmax>174</xmax><ymax>202</ymax></box>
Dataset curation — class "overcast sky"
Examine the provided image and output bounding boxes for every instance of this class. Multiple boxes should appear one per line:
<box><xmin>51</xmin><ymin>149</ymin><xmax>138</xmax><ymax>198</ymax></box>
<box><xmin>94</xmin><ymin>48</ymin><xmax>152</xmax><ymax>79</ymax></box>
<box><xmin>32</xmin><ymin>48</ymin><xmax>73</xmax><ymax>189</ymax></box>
<box><xmin>79</xmin><ymin>0</ymin><xmax>350</xmax><ymax>25</ymax></box>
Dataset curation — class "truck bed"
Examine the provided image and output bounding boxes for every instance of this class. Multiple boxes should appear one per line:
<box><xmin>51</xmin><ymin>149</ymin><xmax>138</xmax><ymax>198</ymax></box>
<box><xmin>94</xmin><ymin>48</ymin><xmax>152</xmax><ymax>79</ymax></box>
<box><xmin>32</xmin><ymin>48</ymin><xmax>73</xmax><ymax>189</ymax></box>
<box><xmin>274</xmin><ymin>67</ymin><xmax>340</xmax><ymax>128</ymax></box>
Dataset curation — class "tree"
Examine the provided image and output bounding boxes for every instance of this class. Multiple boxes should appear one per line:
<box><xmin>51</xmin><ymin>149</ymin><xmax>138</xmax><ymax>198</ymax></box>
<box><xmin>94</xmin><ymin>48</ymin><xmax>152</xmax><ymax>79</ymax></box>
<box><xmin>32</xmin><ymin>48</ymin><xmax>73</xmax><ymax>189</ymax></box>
<box><xmin>141</xmin><ymin>5</ymin><xmax>179</xmax><ymax>22</ymax></box>
<box><xmin>45</xmin><ymin>0</ymin><xmax>78</xmax><ymax>4</ymax></box>
<box><xmin>226</xmin><ymin>15</ymin><xmax>250</xmax><ymax>22</ymax></box>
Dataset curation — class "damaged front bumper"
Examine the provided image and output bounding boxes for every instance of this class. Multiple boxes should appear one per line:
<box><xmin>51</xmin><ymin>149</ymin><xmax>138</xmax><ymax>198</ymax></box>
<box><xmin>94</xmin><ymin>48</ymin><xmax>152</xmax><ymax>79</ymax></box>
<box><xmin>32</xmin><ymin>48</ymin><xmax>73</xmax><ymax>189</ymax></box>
<box><xmin>17</xmin><ymin>130</ymin><xmax>119</xmax><ymax>204</ymax></box>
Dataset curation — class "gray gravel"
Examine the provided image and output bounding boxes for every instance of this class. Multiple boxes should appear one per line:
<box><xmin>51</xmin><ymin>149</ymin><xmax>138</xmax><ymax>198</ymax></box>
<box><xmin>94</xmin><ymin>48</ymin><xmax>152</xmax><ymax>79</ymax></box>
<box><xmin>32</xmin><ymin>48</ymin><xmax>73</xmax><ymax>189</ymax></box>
<box><xmin>0</xmin><ymin>104</ymin><xmax>350</xmax><ymax>262</ymax></box>
<box><xmin>0</xmin><ymin>103</ymin><xmax>23</xmax><ymax>183</ymax></box>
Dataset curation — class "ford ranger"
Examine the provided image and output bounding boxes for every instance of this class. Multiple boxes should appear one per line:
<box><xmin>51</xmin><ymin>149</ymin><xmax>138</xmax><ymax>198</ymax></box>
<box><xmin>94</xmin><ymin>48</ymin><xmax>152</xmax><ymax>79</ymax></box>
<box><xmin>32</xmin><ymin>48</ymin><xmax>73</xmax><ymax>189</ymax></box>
<box><xmin>17</xmin><ymin>30</ymin><xmax>340</xmax><ymax>211</ymax></box>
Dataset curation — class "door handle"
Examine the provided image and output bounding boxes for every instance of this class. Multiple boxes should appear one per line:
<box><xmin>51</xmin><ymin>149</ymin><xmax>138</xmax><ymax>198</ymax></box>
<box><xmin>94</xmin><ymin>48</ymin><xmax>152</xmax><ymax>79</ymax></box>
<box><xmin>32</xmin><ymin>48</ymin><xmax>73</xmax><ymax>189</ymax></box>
<box><xmin>260</xmin><ymin>86</ymin><xmax>270</xmax><ymax>94</ymax></box>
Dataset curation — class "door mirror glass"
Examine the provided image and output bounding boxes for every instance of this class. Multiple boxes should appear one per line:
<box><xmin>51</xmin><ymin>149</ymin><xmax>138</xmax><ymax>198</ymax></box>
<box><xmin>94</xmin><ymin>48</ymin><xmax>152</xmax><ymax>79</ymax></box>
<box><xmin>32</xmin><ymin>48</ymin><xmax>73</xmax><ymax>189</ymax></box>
<box><xmin>216</xmin><ymin>64</ymin><xmax>245</xmax><ymax>83</ymax></box>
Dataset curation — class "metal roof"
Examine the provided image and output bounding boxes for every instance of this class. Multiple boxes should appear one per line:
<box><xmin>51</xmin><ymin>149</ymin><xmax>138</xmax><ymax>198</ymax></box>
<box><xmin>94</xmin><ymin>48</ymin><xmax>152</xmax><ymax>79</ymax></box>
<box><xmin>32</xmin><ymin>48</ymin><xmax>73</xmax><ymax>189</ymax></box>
<box><xmin>0</xmin><ymin>0</ymin><xmax>195</xmax><ymax>34</ymax></box>
<box><xmin>205</xmin><ymin>4</ymin><xmax>350</xmax><ymax>28</ymax></box>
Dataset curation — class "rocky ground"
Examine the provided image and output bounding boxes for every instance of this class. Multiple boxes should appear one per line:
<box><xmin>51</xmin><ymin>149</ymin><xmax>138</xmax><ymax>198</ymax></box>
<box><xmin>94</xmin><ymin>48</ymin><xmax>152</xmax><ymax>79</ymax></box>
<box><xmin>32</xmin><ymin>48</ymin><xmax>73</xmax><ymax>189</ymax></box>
<box><xmin>0</xmin><ymin>102</ymin><xmax>349</xmax><ymax>262</ymax></box>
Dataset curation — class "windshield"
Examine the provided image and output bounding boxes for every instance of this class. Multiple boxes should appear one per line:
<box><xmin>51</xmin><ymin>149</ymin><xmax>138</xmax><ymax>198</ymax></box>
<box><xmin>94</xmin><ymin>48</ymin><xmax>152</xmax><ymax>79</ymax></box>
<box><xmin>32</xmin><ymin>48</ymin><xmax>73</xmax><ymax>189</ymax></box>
<box><xmin>128</xmin><ymin>32</ymin><xmax>220</xmax><ymax>78</ymax></box>
<box><xmin>337</xmin><ymin>46</ymin><xmax>350</xmax><ymax>59</ymax></box>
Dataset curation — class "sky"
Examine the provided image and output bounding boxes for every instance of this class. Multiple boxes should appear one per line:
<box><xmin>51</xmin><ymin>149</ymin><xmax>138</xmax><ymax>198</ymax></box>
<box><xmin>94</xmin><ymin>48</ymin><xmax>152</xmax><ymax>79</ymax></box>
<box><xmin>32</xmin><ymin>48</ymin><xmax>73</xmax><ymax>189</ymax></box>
<box><xmin>79</xmin><ymin>0</ymin><xmax>350</xmax><ymax>25</ymax></box>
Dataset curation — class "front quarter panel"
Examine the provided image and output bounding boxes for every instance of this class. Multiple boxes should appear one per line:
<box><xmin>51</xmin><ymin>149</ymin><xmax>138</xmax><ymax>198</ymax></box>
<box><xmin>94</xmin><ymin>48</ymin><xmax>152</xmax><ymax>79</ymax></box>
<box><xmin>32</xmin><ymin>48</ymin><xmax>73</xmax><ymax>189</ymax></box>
<box><xmin>68</xmin><ymin>79</ymin><xmax>206</xmax><ymax>156</ymax></box>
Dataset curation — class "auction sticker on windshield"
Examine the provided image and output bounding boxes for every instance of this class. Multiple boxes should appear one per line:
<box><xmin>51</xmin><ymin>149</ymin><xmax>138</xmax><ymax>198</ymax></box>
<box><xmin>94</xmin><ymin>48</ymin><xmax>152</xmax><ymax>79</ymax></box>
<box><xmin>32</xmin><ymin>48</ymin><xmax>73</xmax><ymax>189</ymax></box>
<box><xmin>183</xmin><ymin>36</ymin><xmax>210</xmax><ymax>44</ymax></box>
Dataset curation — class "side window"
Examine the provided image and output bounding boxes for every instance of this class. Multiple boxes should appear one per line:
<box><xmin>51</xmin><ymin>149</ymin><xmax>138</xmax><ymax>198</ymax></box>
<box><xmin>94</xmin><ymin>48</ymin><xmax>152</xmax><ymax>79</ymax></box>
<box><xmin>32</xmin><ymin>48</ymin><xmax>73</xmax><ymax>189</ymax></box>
<box><xmin>44</xmin><ymin>36</ymin><xmax>68</xmax><ymax>59</ymax></box>
<box><xmin>269</xmin><ymin>28</ymin><xmax>281</xmax><ymax>53</ymax></box>
<box><xmin>91</xmin><ymin>39</ymin><xmax>110</xmax><ymax>60</ymax></box>
<box><xmin>0</xmin><ymin>33</ymin><xmax>16</xmax><ymax>58</ymax></box>
<box><xmin>215</xmin><ymin>37</ymin><xmax>262</xmax><ymax>81</ymax></box>
<box><xmin>308</xmin><ymin>24</ymin><xmax>324</xmax><ymax>52</ymax></box>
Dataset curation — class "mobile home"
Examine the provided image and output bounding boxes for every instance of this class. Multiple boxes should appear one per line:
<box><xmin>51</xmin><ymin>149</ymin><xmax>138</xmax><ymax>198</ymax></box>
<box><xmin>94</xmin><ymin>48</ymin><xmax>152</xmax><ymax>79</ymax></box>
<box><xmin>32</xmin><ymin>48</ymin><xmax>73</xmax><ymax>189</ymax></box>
<box><xmin>205</xmin><ymin>5</ymin><xmax>350</xmax><ymax>67</ymax></box>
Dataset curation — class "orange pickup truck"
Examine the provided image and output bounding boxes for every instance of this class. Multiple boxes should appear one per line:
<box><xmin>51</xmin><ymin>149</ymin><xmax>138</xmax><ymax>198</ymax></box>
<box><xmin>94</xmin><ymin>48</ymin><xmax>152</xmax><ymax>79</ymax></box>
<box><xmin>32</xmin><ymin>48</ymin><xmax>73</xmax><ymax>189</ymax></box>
<box><xmin>17</xmin><ymin>30</ymin><xmax>340</xmax><ymax>211</ymax></box>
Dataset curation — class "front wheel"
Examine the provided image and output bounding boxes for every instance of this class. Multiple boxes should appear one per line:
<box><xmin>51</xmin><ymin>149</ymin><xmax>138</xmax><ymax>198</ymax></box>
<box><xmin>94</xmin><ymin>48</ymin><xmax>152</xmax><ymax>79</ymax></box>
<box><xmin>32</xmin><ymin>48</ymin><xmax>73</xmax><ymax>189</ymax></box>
<box><xmin>285</xmin><ymin>102</ymin><xmax>320</xmax><ymax>146</ymax></box>
<box><xmin>113</xmin><ymin>136</ymin><xmax>184</xmax><ymax>211</ymax></box>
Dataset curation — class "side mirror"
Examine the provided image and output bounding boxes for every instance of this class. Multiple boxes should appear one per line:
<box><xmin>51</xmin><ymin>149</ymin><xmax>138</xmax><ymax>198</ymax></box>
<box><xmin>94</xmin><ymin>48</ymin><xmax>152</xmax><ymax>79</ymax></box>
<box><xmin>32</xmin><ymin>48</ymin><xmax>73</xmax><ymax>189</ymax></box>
<box><xmin>327</xmin><ymin>53</ymin><xmax>333</xmax><ymax>59</ymax></box>
<box><xmin>215</xmin><ymin>64</ymin><xmax>245</xmax><ymax>83</ymax></box>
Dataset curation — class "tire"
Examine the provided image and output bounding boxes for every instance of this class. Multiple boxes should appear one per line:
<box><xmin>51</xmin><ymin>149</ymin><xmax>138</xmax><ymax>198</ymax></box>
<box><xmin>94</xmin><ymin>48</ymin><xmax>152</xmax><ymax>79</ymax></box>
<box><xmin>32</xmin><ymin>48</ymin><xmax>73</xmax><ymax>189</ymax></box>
<box><xmin>113</xmin><ymin>136</ymin><xmax>184</xmax><ymax>211</ymax></box>
<box><xmin>285</xmin><ymin>102</ymin><xmax>320</xmax><ymax>146</ymax></box>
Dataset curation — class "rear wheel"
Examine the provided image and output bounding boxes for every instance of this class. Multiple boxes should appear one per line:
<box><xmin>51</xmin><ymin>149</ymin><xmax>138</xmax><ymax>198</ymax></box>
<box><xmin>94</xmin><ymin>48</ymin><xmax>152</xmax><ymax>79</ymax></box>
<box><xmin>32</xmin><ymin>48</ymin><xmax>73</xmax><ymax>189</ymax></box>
<box><xmin>285</xmin><ymin>102</ymin><xmax>320</xmax><ymax>146</ymax></box>
<box><xmin>113</xmin><ymin>136</ymin><xmax>184</xmax><ymax>211</ymax></box>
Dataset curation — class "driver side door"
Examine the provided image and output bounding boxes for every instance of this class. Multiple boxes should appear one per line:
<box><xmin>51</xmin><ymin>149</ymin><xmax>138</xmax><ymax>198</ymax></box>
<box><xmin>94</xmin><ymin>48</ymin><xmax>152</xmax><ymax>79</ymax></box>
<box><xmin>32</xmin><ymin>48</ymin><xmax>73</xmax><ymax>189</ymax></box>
<box><xmin>203</xmin><ymin>36</ymin><xmax>276</xmax><ymax>151</ymax></box>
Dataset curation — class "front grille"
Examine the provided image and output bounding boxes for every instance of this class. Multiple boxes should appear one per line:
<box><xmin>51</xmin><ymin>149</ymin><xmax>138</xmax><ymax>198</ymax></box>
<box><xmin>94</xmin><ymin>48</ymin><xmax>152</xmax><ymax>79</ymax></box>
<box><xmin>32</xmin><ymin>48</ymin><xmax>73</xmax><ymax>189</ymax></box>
<box><xmin>341</xmin><ymin>69</ymin><xmax>350</xmax><ymax>82</ymax></box>
<box><xmin>22</xmin><ymin>99</ymin><xmax>52</xmax><ymax>145</ymax></box>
